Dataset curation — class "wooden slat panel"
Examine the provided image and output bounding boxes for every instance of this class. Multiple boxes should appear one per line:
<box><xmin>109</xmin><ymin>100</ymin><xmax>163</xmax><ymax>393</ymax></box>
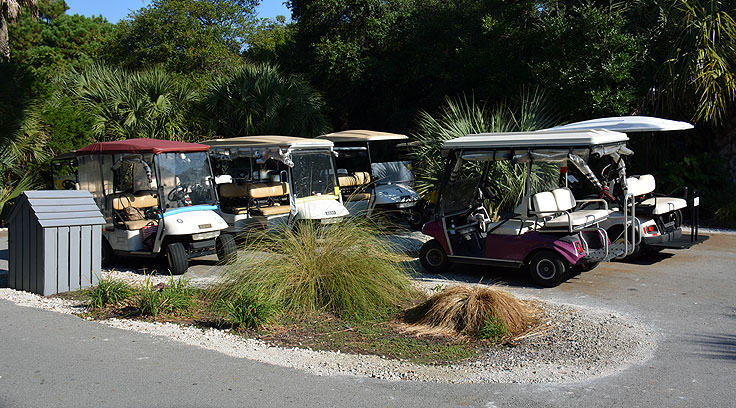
<box><xmin>22</xmin><ymin>207</ymin><xmax>31</xmax><ymax>292</ymax></box>
<box><xmin>37</xmin><ymin>218</ymin><xmax>107</xmax><ymax>228</ymax></box>
<box><xmin>28</xmin><ymin>205</ymin><xmax>102</xmax><ymax>213</ymax></box>
<box><xmin>43</xmin><ymin>229</ymin><xmax>58</xmax><ymax>295</ymax></box>
<box><xmin>27</xmin><ymin>198</ymin><xmax>97</xmax><ymax>207</ymax></box>
<box><xmin>28</xmin><ymin>223</ymin><xmax>38</xmax><ymax>294</ymax></box>
<box><xmin>8</xmin><ymin>214</ymin><xmax>16</xmax><ymax>289</ymax></box>
<box><xmin>57</xmin><ymin>227</ymin><xmax>69</xmax><ymax>293</ymax></box>
<box><xmin>91</xmin><ymin>227</ymin><xmax>101</xmax><ymax>286</ymax></box>
<box><xmin>80</xmin><ymin>226</ymin><xmax>92</xmax><ymax>288</ymax></box>
<box><xmin>36</xmin><ymin>211</ymin><xmax>108</xmax><ymax>220</ymax></box>
<box><xmin>68</xmin><ymin>226</ymin><xmax>81</xmax><ymax>291</ymax></box>
<box><xmin>35</xmin><ymin>224</ymin><xmax>44</xmax><ymax>294</ymax></box>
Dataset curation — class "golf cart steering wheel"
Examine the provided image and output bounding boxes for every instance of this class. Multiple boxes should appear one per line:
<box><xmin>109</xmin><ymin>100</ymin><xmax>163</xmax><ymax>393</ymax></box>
<box><xmin>167</xmin><ymin>185</ymin><xmax>188</xmax><ymax>203</ymax></box>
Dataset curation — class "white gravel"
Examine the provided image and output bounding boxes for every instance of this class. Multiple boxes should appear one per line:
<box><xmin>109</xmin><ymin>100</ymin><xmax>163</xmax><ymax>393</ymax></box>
<box><xmin>0</xmin><ymin>283</ymin><xmax>657</xmax><ymax>384</ymax></box>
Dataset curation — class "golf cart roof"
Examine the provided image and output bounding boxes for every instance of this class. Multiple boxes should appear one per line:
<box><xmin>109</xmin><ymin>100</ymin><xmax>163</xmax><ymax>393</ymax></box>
<box><xmin>204</xmin><ymin>135</ymin><xmax>333</xmax><ymax>149</ymax></box>
<box><xmin>443</xmin><ymin>129</ymin><xmax>628</xmax><ymax>150</ymax></box>
<box><xmin>539</xmin><ymin>116</ymin><xmax>694</xmax><ymax>133</ymax></box>
<box><xmin>317</xmin><ymin>130</ymin><xmax>408</xmax><ymax>142</ymax></box>
<box><xmin>76</xmin><ymin>138</ymin><xmax>209</xmax><ymax>156</ymax></box>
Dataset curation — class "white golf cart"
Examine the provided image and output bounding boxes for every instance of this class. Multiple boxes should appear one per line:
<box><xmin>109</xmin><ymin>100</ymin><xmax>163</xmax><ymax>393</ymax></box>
<box><xmin>316</xmin><ymin>130</ymin><xmax>422</xmax><ymax>228</ymax></box>
<box><xmin>540</xmin><ymin>116</ymin><xmax>704</xmax><ymax>254</ymax></box>
<box><xmin>420</xmin><ymin>130</ymin><xmax>629</xmax><ymax>286</ymax></box>
<box><xmin>74</xmin><ymin>138</ymin><xmax>236</xmax><ymax>275</ymax></box>
<box><xmin>205</xmin><ymin>135</ymin><xmax>349</xmax><ymax>232</ymax></box>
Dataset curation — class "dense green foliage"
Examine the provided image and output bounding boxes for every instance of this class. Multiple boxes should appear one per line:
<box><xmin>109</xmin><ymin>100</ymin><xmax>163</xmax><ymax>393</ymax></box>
<box><xmin>1</xmin><ymin>0</ymin><xmax>735</xmax><ymax>224</ymax></box>
<box><xmin>104</xmin><ymin>0</ymin><xmax>258</xmax><ymax>75</ymax></box>
<box><xmin>204</xmin><ymin>63</ymin><xmax>328</xmax><ymax>137</ymax></box>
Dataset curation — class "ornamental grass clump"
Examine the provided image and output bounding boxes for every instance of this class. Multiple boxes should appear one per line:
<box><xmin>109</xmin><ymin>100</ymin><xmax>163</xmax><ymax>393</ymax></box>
<box><xmin>404</xmin><ymin>285</ymin><xmax>537</xmax><ymax>341</ymax></box>
<box><xmin>136</xmin><ymin>276</ymin><xmax>195</xmax><ymax>318</ymax></box>
<box><xmin>87</xmin><ymin>277</ymin><xmax>135</xmax><ymax>310</ymax></box>
<box><xmin>215</xmin><ymin>287</ymin><xmax>278</xmax><ymax>329</ymax></box>
<box><xmin>211</xmin><ymin>219</ymin><xmax>420</xmax><ymax>321</ymax></box>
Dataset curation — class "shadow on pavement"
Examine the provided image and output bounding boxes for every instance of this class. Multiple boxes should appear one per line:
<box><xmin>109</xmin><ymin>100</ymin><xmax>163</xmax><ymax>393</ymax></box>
<box><xmin>690</xmin><ymin>333</ymin><xmax>736</xmax><ymax>361</ymax></box>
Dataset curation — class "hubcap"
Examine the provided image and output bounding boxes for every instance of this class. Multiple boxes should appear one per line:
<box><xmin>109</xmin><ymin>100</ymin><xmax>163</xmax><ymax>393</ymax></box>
<box><xmin>426</xmin><ymin>248</ymin><xmax>445</xmax><ymax>267</ymax></box>
<box><xmin>536</xmin><ymin>259</ymin><xmax>556</xmax><ymax>280</ymax></box>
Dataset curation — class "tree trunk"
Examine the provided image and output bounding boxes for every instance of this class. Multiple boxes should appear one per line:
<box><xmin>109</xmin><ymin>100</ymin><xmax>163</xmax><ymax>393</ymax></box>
<box><xmin>0</xmin><ymin>14</ymin><xmax>9</xmax><ymax>62</ymax></box>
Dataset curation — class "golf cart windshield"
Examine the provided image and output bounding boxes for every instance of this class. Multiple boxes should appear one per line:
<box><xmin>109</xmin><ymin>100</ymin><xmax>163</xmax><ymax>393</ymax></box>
<box><xmin>156</xmin><ymin>151</ymin><xmax>216</xmax><ymax>210</ymax></box>
<box><xmin>291</xmin><ymin>151</ymin><xmax>338</xmax><ymax>198</ymax></box>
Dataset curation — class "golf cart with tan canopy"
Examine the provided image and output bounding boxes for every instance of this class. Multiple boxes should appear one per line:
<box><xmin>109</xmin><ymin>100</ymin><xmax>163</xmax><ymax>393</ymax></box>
<box><xmin>316</xmin><ymin>130</ymin><xmax>423</xmax><ymax>228</ymax></box>
<box><xmin>73</xmin><ymin>138</ymin><xmax>236</xmax><ymax>275</ymax></box>
<box><xmin>540</xmin><ymin>116</ymin><xmax>705</xmax><ymax>254</ymax></box>
<box><xmin>205</xmin><ymin>135</ymin><xmax>349</xmax><ymax>232</ymax></box>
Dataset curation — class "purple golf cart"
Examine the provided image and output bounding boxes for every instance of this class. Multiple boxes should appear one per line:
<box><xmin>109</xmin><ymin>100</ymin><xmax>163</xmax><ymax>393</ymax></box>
<box><xmin>419</xmin><ymin>130</ymin><xmax>629</xmax><ymax>287</ymax></box>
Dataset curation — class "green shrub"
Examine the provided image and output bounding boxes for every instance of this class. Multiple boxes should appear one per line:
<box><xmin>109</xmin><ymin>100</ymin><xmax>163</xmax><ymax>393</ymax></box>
<box><xmin>211</xmin><ymin>219</ymin><xmax>420</xmax><ymax>321</ymax></box>
<box><xmin>478</xmin><ymin>314</ymin><xmax>511</xmax><ymax>342</ymax></box>
<box><xmin>87</xmin><ymin>278</ymin><xmax>135</xmax><ymax>310</ymax></box>
<box><xmin>216</xmin><ymin>288</ymin><xmax>278</xmax><ymax>329</ymax></box>
<box><xmin>136</xmin><ymin>276</ymin><xmax>194</xmax><ymax>318</ymax></box>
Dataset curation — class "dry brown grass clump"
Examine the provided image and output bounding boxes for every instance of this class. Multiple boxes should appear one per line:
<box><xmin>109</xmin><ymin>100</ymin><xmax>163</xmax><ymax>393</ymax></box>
<box><xmin>403</xmin><ymin>285</ymin><xmax>538</xmax><ymax>338</ymax></box>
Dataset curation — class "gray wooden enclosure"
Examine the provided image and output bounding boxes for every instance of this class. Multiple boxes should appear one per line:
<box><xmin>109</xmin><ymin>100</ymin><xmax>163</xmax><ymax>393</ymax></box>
<box><xmin>7</xmin><ymin>190</ymin><xmax>105</xmax><ymax>295</ymax></box>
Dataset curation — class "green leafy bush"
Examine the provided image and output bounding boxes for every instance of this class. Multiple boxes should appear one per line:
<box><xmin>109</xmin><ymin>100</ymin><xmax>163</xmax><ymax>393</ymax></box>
<box><xmin>478</xmin><ymin>314</ymin><xmax>511</xmax><ymax>342</ymax></box>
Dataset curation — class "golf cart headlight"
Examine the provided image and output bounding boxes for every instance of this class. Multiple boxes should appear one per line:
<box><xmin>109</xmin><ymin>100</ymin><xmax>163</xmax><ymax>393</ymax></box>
<box><xmin>192</xmin><ymin>231</ymin><xmax>219</xmax><ymax>241</ymax></box>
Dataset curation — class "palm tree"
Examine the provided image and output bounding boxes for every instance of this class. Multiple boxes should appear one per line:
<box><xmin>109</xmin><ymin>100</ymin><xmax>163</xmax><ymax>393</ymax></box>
<box><xmin>60</xmin><ymin>64</ymin><xmax>199</xmax><ymax>141</ymax></box>
<box><xmin>651</xmin><ymin>0</ymin><xmax>736</xmax><ymax>126</ymax></box>
<box><xmin>0</xmin><ymin>0</ymin><xmax>37</xmax><ymax>62</ymax></box>
<box><xmin>411</xmin><ymin>89</ymin><xmax>561</xmax><ymax>215</ymax></box>
<box><xmin>204</xmin><ymin>63</ymin><xmax>329</xmax><ymax>138</ymax></box>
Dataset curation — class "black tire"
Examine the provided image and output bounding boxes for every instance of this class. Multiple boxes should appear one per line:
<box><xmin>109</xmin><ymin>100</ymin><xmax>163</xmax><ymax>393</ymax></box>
<box><xmin>407</xmin><ymin>209</ymin><xmax>425</xmax><ymax>230</ymax></box>
<box><xmin>419</xmin><ymin>239</ymin><xmax>450</xmax><ymax>273</ymax></box>
<box><xmin>166</xmin><ymin>242</ymin><xmax>189</xmax><ymax>275</ymax></box>
<box><xmin>528</xmin><ymin>250</ymin><xmax>568</xmax><ymax>287</ymax></box>
<box><xmin>216</xmin><ymin>233</ymin><xmax>238</xmax><ymax>264</ymax></box>
<box><xmin>102</xmin><ymin>238</ymin><xmax>115</xmax><ymax>267</ymax></box>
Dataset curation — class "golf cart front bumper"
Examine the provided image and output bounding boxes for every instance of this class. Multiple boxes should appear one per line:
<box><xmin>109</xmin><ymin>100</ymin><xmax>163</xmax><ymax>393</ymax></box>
<box><xmin>187</xmin><ymin>238</ymin><xmax>217</xmax><ymax>258</ymax></box>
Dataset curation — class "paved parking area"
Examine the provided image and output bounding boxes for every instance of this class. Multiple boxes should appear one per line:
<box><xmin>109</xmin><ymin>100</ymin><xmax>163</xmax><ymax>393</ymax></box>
<box><xmin>0</xmin><ymin>230</ymin><xmax>734</xmax><ymax>407</ymax></box>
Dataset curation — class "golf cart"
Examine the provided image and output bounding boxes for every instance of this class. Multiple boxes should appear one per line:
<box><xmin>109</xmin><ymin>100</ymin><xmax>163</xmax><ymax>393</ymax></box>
<box><xmin>74</xmin><ymin>138</ymin><xmax>236</xmax><ymax>275</ymax></box>
<box><xmin>316</xmin><ymin>130</ymin><xmax>423</xmax><ymax>228</ymax></box>
<box><xmin>419</xmin><ymin>130</ymin><xmax>630</xmax><ymax>287</ymax></box>
<box><xmin>540</xmin><ymin>116</ymin><xmax>704</xmax><ymax>254</ymax></box>
<box><xmin>205</xmin><ymin>136</ymin><xmax>349</xmax><ymax>232</ymax></box>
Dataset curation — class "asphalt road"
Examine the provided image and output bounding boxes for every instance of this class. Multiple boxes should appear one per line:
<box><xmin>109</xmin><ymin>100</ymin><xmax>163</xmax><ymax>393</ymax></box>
<box><xmin>0</xmin><ymin>230</ymin><xmax>734</xmax><ymax>408</ymax></box>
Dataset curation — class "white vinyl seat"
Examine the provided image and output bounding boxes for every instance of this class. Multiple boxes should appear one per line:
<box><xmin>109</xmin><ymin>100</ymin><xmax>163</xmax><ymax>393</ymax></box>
<box><xmin>626</xmin><ymin>174</ymin><xmax>656</xmax><ymax>196</ymax></box>
<box><xmin>526</xmin><ymin>188</ymin><xmax>610</xmax><ymax>230</ymax></box>
<box><xmin>640</xmin><ymin>197</ymin><xmax>687</xmax><ymax>215</ymax></box>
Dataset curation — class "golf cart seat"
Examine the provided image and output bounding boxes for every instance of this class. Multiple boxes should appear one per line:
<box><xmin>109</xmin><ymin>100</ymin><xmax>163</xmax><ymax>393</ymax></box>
<box><xmin>626</xmin><ymin>174</ymin><xmax>656</xmax><ymax>197</ymax></box>
<box><xmin>529</xmin><ymin>189</ymin><xmax>609</xmax><ymax>230</ymax></box>
<box><xmin>248</xmin><ymin>182</ymin><xmax>291</xmax><ymax>216</ymax></box>
<box><xmin>338</xmin><ymin>172</ymin><xmax>371</xmax><ymax>187</ymax></box>
<box><xmin>640</xmin><ymin>197</ymin><xmax>687</xmax><ymax>215</ymax></box>
<box><xmin>110</xmin><ymin>192</ymin><xmax>160</xmax><ymax>230</ymax></box>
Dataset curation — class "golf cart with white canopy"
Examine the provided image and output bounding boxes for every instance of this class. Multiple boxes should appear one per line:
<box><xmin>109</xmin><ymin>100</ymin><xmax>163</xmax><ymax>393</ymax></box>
<box><xmin>540</xmin><ymin>116</ymin><xmax>704</xmax><ymax>253</ymax></box>
<box><xmin>74</xmin><ymin>139</ymin><xmax>236</xmax><ymax>275</ymax></box>
<box><xmin>205</xmin><ymin>135</ymin><xmax>349</xmax><ymax>232</ymax></box>
<box><xmin>316</xmin><ymin>130</ymin><xmax>423</xmax><ymax>228</ymax></box>
<box><xmin>419</xmin><ymin>130</ymin><xmax>628</xmax><ymax>287</ymax></box>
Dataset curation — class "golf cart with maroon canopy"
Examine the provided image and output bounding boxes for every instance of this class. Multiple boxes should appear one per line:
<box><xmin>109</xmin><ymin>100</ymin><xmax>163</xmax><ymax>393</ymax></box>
<box><xmin>74</xmin><ymin>138</ymin><xmax>236</xmax><ymax>274</ymax></box>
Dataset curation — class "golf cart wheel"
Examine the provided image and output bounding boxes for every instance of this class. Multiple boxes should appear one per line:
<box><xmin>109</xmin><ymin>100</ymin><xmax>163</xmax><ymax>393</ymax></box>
<box><xmin>419</xmin><ymin>239</ymin><xmax>450</xmax><ymax>273</ymax></box>
<box><xmin>528</xmin><ymin>250</ymin><xmax>567</xmax><ymax>287</ymax></box>
<box><xmin>166</xmin><ymin>242</ymin><xmax>189</xmax><ymax>275</ymax></box>
<box><xmin>407</xmin><ymin>209</ymin><xmax>425</xmax><ymax>231</ymax></box>
<box><xmin>216</xmin><ymin>233</ymin><xmax>238</xmax><ymax>264</ymax></box>
<box><xmin>102</xmin><ymin>238</ymin><xmax>115</xmax><ymax>267</ymax></box>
